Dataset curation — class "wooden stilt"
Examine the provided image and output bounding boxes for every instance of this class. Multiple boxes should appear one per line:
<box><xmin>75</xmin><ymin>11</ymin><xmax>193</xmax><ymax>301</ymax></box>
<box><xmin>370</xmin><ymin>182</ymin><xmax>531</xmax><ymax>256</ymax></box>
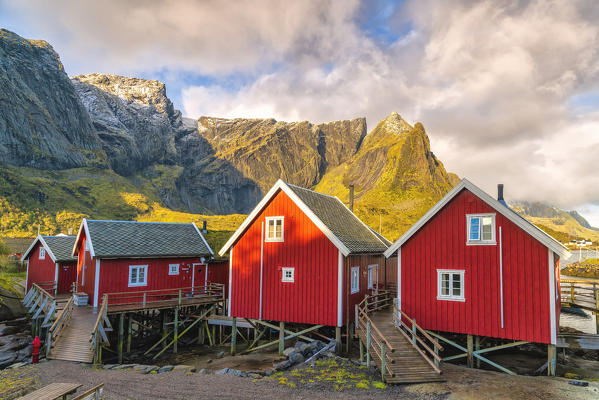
<box><xmin>548</xmin><ymin>344</ymin><xmax>556</xmax><ymax>376</ymax></box>
<box><xmin>359</xmin><ymin>340</ymin><xmax>364</xmax><ymax>363</ymax></box>
<box><xmin>162</xmin><ymin>312</ymin><xmax>168</xmax><ymax>349</ymax></box>
<box><xmin>467</xmin><ymin>335</ymin><xmax>474</xmax><ymax>368</ymax></box>
<box><xmin>366</xmin><ymin>321</ymin><xmax>371</xmax><ymax>367</ymax></box>
<box><xmin>126</xmin><ymin>315</ymin><xmax>132</xmax><ymax>353</ymax></box>
<box><xmin>335</xmin><ymin>327</ymin><xmax>342</xmax><ymax>353</ymax></box>
<box><xmin>278</xmin><ymin>321</ymin><xmax>285</xmax><ymax>355</ymax></box>
<box><xmin>198</xmin><ymin>319</ymin><xmax>204</xmax><ymax>345</ymax></box>
<box><xmin>118</xmin><ymin>313</ymin><xmax>124</xmax><ymax>364</ymax></box>
<box><xmin>231</xmin><ymin>317</ymin><xmax>237</xmax><ymax>356</ymax></box>
<box><xmin>475</xmin><ymin>336</ymin><xmax>481</xmax><ymax>368</ymax></box>
<box><xmin>173</xmin><ymin>307</ymin><xmax>179</xmax><ymax>354</ymax></box>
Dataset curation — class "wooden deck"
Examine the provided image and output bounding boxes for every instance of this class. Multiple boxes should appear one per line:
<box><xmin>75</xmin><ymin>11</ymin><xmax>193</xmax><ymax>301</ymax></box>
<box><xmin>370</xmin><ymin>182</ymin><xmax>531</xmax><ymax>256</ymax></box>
<box><xmin>359</xmin><ymin>308</ymin><xmax>445</xmax><ymax>384</ymax></box>
<box><xmin>17</xmin><ymin>382</ymin><xmax>81</xmax><ymax>400</ymax></box>
<box><xmin>561</xmin><ymin>279</ymin><xmax>599</xmax><ymax>315</ymax></box>
<box><xmin>106</xmin><ymin>295</ymin><xmax>221</xmax><ymax>314</ymax></box>
<box><xmin>48</xmin><ymin>306</ymin><xmax>96</xmax><ymax>363</ymax></box>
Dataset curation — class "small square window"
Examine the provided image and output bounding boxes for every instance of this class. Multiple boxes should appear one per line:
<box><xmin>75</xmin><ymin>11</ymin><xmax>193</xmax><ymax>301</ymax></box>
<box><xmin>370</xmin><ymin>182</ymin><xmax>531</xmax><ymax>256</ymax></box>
<box><xmin>129</xmin><ymin>265</ymin><xmax>148</xmax><ymax>287</ymax></box>
<box><xmin>39</xmin><ymin>247</ymin><xmax>46</xmax><ymax>260</ymax></box>
<box><xmin>265</xmin><ymin>217</ymin><xmax>284</xmax><ymax>242</ymax></box>
<box><xmin>281</xmin><ymin>267</ymin><xmax>294</xmax><ymax>282</ymax></box>
<box><xmin>467</xmin><ymin>214</ymin><xmax>496</xmax><ymax>245</ymax></box>
<box><xmin>437</xmin><ymin>269</ymin><xmax>465</xmax><ymax>301</ymax></box>
<box><xmin>351</xmin><ymin>266</ymin><xmax>360</xmax><ymax>294</ymax></box>
<box><xmin>169</xmin><ymin>264</ymin><xmax>179</xmax><ymax>275</ymax></box>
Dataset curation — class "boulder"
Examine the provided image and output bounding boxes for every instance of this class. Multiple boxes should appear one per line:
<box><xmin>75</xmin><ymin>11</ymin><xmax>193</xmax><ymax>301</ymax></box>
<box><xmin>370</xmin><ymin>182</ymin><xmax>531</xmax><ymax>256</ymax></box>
<box><xmin>288</xmin><ymin>352</ymin><xmax>305</xmax><ymax>364</ymax></box>
<box><xmin>273</xmin><ymin>360</ymin><xmax>292</xmax><ymax>370</ymax></box>
<box><xmin>158</xmin><ymin>365</ymin><xmax>174</xmax><ymax>373</ymax></box>
<box><xmin>283</xmin><ymin>347</ymin><xmax>296</xmax><ymax>357</ymax></box>
<box><xmin>215</xmin><ymin>350</ymin><xmax>225</xmax><ymax>359</ymax></box>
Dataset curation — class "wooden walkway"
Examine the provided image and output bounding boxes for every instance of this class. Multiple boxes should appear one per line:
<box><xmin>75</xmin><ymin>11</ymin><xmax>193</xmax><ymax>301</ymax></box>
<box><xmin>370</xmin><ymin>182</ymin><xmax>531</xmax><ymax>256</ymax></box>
<box><xmin>17</xmin><ymin>382</ymin><xmax>81</xmax><ymax>400</ymax></box>
<box><xmin>48</xmin><ymin>306</ymin><xmax>96</xmax><ymax>363</ymax></box>
<box><xmin>359</xmin><ymin>308</ymin><xmax>445</xmax><ymax>384</ymax></box>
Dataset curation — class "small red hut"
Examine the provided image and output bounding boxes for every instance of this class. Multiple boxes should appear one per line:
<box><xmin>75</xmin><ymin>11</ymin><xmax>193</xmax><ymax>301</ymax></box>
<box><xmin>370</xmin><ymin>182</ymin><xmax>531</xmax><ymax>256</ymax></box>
<box><xmin>384</xmin><ymin>179</ymin><xmax>570</xmax><ymax>346</ymax></box>
<box><xmin>22</xmin><ymin>235</ymin><xmax>77</xmax><ymax>294</ymax></box>
<box><xmin>219</xmin><ymin>180</ymin><xmax>390</xmax><ymax>335</ymax></box>
<box><xmin>72</xmin><ymin>219</ymin><xmax>216</xmax><ymax>308</ymax></box>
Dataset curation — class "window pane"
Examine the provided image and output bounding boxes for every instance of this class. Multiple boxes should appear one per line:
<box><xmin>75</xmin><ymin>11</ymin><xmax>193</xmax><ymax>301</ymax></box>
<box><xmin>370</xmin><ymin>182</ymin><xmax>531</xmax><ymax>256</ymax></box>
<box><xmin>469</xmin><ymin>218</ymin><xmax>480</xmax><ymax>240</ymax></box>
<box><xmin>268</xmin><ymin>220</ymin><xmax>274</xmax><ymax>237</ymax></box>
<box><xmin>441</xmin><ymin>273</ymin><xmax>449</xmax><ymax>295</ymax></box>
<box><xmin>276</xmin><ymin>220</ymin><xmax>282</xmax><ymax>237</ymax></box>
<box><xmin>482</xmin><ymin>217</ymin><xmax>493</xmax><ymax>240</ymax></box>
<box><xmin>452</xmin><ymin>274</ymin><xmax>461</xmax><ymax>296</ymax></box>
<box><xmin>139</xmin><ymin>268</ymin><xmax>145</xmax><ymax>282</ymax></box>
<box><xmin>131</xmin><ymin>268</ymin><xmax>137</xmax><ymax>283</ymax></box>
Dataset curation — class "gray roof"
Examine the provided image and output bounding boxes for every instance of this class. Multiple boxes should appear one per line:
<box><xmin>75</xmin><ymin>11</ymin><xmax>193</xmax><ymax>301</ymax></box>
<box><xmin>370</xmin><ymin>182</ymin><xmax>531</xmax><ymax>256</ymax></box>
<box><xmin>83</xmin><ymin>220</ymin><xmax>212</xmax><ymax>259</ymax></box>
<box><xmin>41</xmin><ymin>235</ymin><xmax>77</xmax><ymax>262</ymax></box>
<box><xmin>286</xmin><ymin>183</ymin><xmax>390</xmax><ymax>254</ymax></box>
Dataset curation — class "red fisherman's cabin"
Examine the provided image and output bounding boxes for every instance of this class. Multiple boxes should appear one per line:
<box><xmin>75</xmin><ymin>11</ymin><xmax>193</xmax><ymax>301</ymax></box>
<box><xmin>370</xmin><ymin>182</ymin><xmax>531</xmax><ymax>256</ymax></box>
<box><xmin>22</xmin><ymin>235</ymin><xmax>77</xmax><ymax>295</ymax></box>
<box><xmin>73</xmin><ymin>219</ymin><xmax>217</xmax><ymax>308</ymax></box>
<box><xmin>384</xmin><ymin>179</ymin><xmax>571</xmax><ymax>346</ymax></box>
<box><xmin>219</xmin><ymin>180</ymin><xmax>391</xmax><ymax>336</ymax></box>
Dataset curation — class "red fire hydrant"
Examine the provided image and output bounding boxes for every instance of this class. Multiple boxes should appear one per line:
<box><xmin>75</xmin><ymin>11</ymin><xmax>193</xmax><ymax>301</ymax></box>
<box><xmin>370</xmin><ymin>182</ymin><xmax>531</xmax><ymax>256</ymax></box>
<box><xmin>32</xmin><ymin>336</ymin><xmax>41</xmax><ymax>364</ymax></box>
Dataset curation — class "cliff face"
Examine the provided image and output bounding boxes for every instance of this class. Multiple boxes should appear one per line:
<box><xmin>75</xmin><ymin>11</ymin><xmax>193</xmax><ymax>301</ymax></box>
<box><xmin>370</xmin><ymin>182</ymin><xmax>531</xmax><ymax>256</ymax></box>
<box><xmin>0</xmin><ymin>30</ymin><xmax>105</xmax><ymax>169</ymax></box>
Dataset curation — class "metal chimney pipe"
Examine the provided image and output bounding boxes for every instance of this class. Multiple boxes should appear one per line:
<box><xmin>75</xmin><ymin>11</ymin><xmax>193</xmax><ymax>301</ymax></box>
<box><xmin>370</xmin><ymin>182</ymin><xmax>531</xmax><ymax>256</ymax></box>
<box><xmin>202</xmin><ymin>220</ymin><xmax>207</xmax><ymax>233</ymax></box>
<box><xmin>349</xmin><ymin>185</ymin><xmax>355</xmax><ymax>212</ymax></box>
<box><xmin>497</xmin><ymin>184</ymin><xmax>504</xmax><ymax>202</ymax></box>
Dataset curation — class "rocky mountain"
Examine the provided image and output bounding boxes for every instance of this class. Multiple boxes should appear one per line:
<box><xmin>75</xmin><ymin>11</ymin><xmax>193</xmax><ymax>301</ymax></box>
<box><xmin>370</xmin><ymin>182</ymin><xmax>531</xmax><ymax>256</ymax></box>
<box><xmin>0</xmin><ymin>29</ymin><xmax>105</xmax><ymax>170</ymax></box>
<box><xmin>315</xmin><ymin>112</ymin><xmax>459</xmax><ymax>237</ymax></box>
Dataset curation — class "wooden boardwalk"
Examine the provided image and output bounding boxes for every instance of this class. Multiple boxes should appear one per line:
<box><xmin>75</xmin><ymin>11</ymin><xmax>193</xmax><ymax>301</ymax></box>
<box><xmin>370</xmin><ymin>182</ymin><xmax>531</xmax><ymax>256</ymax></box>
<box><xmin>48</xmin><ymin>306</ymin><xmax>96</xmax><ymax>363</ymax></box>
<box><xmin>359</xmin><ymin>308</ymin><xmax>445</xmax><ymax>384</ymax></box>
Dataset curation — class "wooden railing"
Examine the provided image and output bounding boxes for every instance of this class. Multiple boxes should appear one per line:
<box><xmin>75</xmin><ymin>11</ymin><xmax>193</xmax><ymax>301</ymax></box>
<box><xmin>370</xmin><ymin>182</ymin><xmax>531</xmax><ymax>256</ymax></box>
<box><xmin>356</xmin><ymin>291</ymin><xmax>395</xmax><ymax>378</ymax></box>
<box><xmin>34</xmin><ymin>281</ymin><xmax>58</xmax><ymax>295</ymax></box>
<box><xmin>560</xmin><ymin>279</ymin><xmax>599</xmax><ymax>313</ymax></box>
<box><xmin>72</xmin><ymin>383</ymin><xmax>104</xmax><ymax>400</ymax></box>
<box><xmin>103</xmin><ymin>282</ymin><xmax>226</xmax><ymax>311</ymax></box>
<box><xmin>46</xmin><ymin>296</ymin><xmax>74</xmax><ymax>356</ymax></box>
<box><xmin>392</xmin><ymin>301</ymin><xmax>443</xmax><ymax>374</ymax></box>
<box><xmin>90</xmin><ymin>295</ymin><xmax>111</xmax><ymax>364</ymax></box>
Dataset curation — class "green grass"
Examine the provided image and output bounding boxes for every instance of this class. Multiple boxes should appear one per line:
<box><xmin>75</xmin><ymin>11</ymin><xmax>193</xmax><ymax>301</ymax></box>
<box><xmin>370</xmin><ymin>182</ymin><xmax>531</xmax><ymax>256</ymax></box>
<box><xmin>582</xmin><ymin>258</ymin><xmax>599</xmax><ymax>265</ymax></box>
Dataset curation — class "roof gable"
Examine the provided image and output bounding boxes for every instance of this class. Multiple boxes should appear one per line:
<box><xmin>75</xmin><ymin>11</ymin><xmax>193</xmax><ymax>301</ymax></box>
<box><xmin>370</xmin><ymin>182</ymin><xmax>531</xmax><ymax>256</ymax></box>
<box><xmin>21</xmin><ymin>235</ymin><xmax>77</xmax><ymax>263</ymax></box>
<box><xmin>219</xmin><ymin>180</ymin><xmax>389</xmax><ymax>256</ymax></box>
<box><xmin>74</xmin><ymin>219</ymin><xmax>213</xmax><ymax>259</ymax></box>
<box><xmin>384</xmin><ymin>179</ymin><xmax>571</xmax><ymax>259</ymax></box>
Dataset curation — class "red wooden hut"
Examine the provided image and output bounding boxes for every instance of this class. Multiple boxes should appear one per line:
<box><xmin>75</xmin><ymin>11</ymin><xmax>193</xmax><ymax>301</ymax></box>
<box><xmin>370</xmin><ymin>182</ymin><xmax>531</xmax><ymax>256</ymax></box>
<box><xmin>72</xmin><ymin>219</ymin><xmax>217</xmax><ymax>308</ymax></box>
<box><xmin>384</xmin><ymin>179</ymin><xmax>570</xmax><ymax>348</ymax></box>
<box><xmin>22</xmin><ymin>235</ymin><xmax>77</xmax><ymax>294</ymax></box>
<box><xmin>219</xmin><ymin>180</ymin><xmax>390</xmax><ymax>340</ymax></box>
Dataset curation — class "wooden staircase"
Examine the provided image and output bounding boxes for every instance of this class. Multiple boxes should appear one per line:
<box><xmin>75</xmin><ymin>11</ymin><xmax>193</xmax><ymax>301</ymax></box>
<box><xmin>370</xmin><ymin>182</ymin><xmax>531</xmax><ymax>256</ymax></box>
<box><xmin>48</xmin><ymin>305</ymin><xmax>96</xmax><ymax>363</ymax></box>
<box><xmin>356</xmin><ymin>293</ymin><xmax>445</xmax><ymax>384</ymax></box>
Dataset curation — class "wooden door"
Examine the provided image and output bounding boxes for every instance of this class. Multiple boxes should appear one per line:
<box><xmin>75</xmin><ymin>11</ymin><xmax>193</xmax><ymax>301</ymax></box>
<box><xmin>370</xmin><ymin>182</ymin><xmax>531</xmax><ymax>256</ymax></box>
<box><xmin>57</xmin><ymin>263</ymin><xmax>77</xmax><ymax>294</ymax></box>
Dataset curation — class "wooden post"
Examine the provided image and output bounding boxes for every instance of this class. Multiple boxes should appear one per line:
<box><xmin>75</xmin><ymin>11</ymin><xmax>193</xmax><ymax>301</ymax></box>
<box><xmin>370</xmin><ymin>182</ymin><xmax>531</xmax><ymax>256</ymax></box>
<box><xmin>231</xmin><ymin>317</ymin><xmax>237</xmax><ymax>356</ymax></box>
<box><xmin>173</xmin><ymin>307</ymin><xmax>179</xmax><ymax>354</ymax></box>
<box><xmin>359</xmin><ymin>340</ymin><xmax>364</xmax><ymax>362</ymax></box>
<box><xmin>162</xmin><ymin>311</ymin><xmax>168</xmax><ymax>349</ymax></box>
<box><xmin>548</xmin><ymin>344</ymin><xmax>556</xmax><ymax>376</ymax></box>
<box><xmin>126</xmin><ymin>315</ymin><xmax>132</xmax><ymax>353</ymax></box>
<box><xmin>198</xmin><ymin>318</ymin><xmax>204</xmax><ymax>345</ymax></box>
<box><xmin>118</xmin><ymin>313</ymin><xmax>124</xmax><ymax>364</ymax></box>
<box><xmin>45</xmin><ymin>326</ymin><xmax>51</xmax><ymax>357</ymax></box>
<box><xmin>346</xmin><ymin>323</ymin><xmax>352</xmax><ymax>353</ymax></box>
<box><xmin>366</xmin><ymin>321</ymin><xmax>371</xmax><ymax>367</ymax></box>
<box><xmin>475</xmin><ymin>336</ymin><xmax>481</xmax><ymax>368</ymax></box>
<box><xmin>335</xmin><ymin>326</ymin><xmax>342</xmax><ymax>353</ymax></box>
<box><xmin>278</xmin><ymin>321</ymin><xmax>285</xmax><ymax>355</ymax></box>
<box><xmin>467</xmin><ymin>335</ymin><xmax>474</xmax><ymax>368</ymax></box>
<box><xmin>380</xmin><ymin>343</ymin><xmax>386</xmax><ymax>380</ymax></box>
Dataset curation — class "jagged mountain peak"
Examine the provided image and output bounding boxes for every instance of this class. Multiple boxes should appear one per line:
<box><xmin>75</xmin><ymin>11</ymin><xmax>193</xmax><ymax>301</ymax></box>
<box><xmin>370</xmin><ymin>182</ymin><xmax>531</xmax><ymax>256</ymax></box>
<box><xmin>373</xmin><ymin>111</ymin><xmax>413</xmax><ymax>136</ymax></box>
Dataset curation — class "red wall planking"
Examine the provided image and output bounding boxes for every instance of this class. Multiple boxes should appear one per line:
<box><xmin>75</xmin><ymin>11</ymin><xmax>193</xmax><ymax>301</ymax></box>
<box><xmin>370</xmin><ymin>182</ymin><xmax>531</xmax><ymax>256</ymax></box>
<box><xmin>57</xmin><ymin>261</ymin><xmax>77</xmax><ymax>294</ymax></box>
<box><xmin>208</xmin><ymin>260</ymin><xmax>229</xmax><ymax>298</ymax></box>
<box><xmin>400</xmin><ymin>189</ymin><xmax>557</xmax><ymax>344</ymax></box>
<box><xmin>344</xmin><ymin>254</ymin><xmax>387</xmax><ymax>325</ymax></box>
<box><xmin>230</xmin><ymin>189</ymin><xmax>340</xmax><ymax>326</ymax></box>
<box><xmin>25</xmin><ymin>242</ymin><xmax>56</xmax><ymax>292</ymax></box>
<box><xmin>77</xmin><ymin>236</ymin><xmax>96</xmax><ymax>302</ymax></box>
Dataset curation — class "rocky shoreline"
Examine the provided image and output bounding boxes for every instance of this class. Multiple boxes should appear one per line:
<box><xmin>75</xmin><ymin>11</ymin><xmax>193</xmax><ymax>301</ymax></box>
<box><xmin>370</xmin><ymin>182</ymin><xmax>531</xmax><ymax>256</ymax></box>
<box><xmin>0</xmin><ymin>317</ymin><xmax>32</xmax><ymax>369</ymax></box>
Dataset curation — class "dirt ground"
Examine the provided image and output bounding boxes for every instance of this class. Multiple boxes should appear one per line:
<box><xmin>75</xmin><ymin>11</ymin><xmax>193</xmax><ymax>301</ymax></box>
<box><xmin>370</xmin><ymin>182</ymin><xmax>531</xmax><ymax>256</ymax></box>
<box><xmin>20</xmin><ymin>358</ymin><xmax>598</xmax><ymax>400</ymax></box>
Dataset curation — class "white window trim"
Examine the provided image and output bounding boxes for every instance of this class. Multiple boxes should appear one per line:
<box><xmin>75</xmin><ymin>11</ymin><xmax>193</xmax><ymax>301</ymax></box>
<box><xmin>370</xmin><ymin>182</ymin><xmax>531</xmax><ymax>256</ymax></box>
<box><xmin>128</xmin><ymin>265</ymin><xmax>148</xmax><ymax>287</ymax></box>
<box><xmin>437</xmin><ymin>269</ymin><xmax>465</xmax><ymax>302</ymax></box>
<box><xmin>39</xmin><ymin>247</ymin><xmax>46</xmax><ymax>260</ymax></box>
<box><xmin>351</xmin><ymin>266</ymin><xmax>360</xmax><ymax>294</ymax></box>
<box><xmin>367</xmin><ymin>264</ymin><xmax>378</xmax><ymax>290</ymax></box>
<box><xmin>281</xmin><ymin>267</ymin><xmax>294</xmax><ymax>283</ymax></box>
<box><xmin>168</xmin><ymin>263</ymin><xmax>179</xmax><ymax>276</ymax></box>
<box><xmin>265</xmin><ymin>216</ymin><xmax>284</xmax><ymax>242</ymax></box>
<box><xmin>466</xmin><ymin>213</ymin><xmax>496</xmax><ymax>245</ymax></box>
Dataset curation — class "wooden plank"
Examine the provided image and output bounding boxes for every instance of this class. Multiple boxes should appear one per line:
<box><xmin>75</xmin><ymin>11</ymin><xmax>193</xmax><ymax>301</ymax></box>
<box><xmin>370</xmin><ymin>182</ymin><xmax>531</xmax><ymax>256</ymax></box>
<box><xmin>18</xmin><ymin>383</ymin><xmax>82</xmax><ymax>400</ymax></box>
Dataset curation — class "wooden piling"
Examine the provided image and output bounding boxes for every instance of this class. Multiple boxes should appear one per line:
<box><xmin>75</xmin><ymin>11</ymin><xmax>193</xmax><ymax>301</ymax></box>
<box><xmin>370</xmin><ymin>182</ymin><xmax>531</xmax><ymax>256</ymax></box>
<box><xmin>335</xmin><ymin>327</ymin><xmax>342</xmax><ymax>353</ymax></box>
<box><xmin>475</xmin><ymin>336</ymin><xmax>481</xmax><ymax>368</ymax></box>
<box><xmin>173</xmin><ymin>307</ymin><xmax>179</xmax><ymax>354</ymax></box>
<box><xmin>278</xmin><ymin>321</ymin><xmax>285</xmax><ymax>355</ymax></box>
<box><xmin>118</xmin><ymin>313</ymin><xmax>124</xmax><ymax>364</ymax></box>
<box><xmin>467</xmin><ymin>335</ymin><xmax>474</xmax><ymax>368</ymax></box>
<box><xmin>359</xmin><ymin>340</ymin><xmax>364</xmax><ymax>362</ymax></box>
<box><xmin>366</xmin><ymin>321</ymin><xmax>371</xmax><ymax>367</ymax></box>
<box><xmin>548</xmin><ymin>344</ymin><xmax>556</xmax><ymax>376</ymax></box>
<box><xmin>231</xmin><ymin>317</ymin><xmax>237</xmax><ymax>356</ymax></box>
<box><xmin>162</xmin><ymin>311</ymin><xmax>168</xmax><ymax>349</ymax></box>
<box><xmin>126</xmin><ymin>315</ymin><xmax>132</xmax><ymax>353</ymax></box>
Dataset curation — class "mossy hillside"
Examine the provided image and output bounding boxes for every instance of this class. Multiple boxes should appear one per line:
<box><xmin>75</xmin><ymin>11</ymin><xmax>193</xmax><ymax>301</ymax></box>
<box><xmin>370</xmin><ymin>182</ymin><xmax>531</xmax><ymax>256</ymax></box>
<box><xmin>522</xmin><ymin>215</ymin><xmax>599</xmax><ymax>244</ymax></box>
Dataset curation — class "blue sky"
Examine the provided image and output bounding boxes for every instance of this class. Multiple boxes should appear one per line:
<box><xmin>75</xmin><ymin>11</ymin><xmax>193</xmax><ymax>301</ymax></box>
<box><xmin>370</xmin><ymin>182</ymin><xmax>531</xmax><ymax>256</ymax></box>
<box><xmin>1</xmin><ymin>0</ymin><xmax>599</xmax><ymax>227</ymax></box>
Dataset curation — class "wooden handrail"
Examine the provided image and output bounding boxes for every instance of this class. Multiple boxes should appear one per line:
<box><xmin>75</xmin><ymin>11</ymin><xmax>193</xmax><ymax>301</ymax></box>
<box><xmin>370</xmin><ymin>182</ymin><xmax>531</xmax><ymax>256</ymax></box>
<box><xmin>32</xmin><ymin>283</ymin><xmax>55</xmax><ymax>302</ymax></box>
<box><xmin>49</xmin><ymin>297</ymin><xmax>73</xmax><ymax>333</ymax></box>
<box><xmin>358</xmin><ymin>307</ymin><xmax>395</xmax><ymax>352</ymax></box>
<box><xmin>394</xmin><ymin>306</ymin><xmax>443</xmax><ymax>351</ymax></box>
<box><xmin>72</xmin><ymin>383</ymin><xmax>104</xmax><ymax>400</ymax></box>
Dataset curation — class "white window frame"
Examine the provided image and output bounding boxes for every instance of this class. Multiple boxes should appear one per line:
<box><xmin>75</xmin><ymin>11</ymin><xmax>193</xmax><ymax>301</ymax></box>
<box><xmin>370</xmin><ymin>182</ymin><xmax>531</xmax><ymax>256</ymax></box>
<box><xmin>281</xmin><ymin>267</ymin><xmax>294</xmax><ymax>283</ymax></box>
<box><xmin>168</xmin><ymin>263</ymin><xmax>179</xmax><ymax>276</ymax></box>
<box><xmin>128</xmin><ymin>265</ymin><xmax>148</xmax><ymax>287</ymax></box>
<box><xmin>39</xmin><ymin>247</ymin><xmax>46</xmax><ymax>260</ymax></box>
<box><xmin>265</xmin><ymin>216</ymin><xmax>284</xmax><ymax>242</ymax></box>
<box><xmin>437</xmin><ymin>269</ymin><xmax>465</xmax><ymax>302</ymax></box>
<box><xmin>466</xmin><ymin>213</ymin><xmax>496</xmax><ymax>245</ymax></box>
<box><xmin>351</xmin><ymin>266</ymin><xmax>360</xmax><ymax>294</ymax></box>
<box><xmin>367</xmin><ymin>264</ymin><xmax>378</xmax><ymax>290</ymax></box>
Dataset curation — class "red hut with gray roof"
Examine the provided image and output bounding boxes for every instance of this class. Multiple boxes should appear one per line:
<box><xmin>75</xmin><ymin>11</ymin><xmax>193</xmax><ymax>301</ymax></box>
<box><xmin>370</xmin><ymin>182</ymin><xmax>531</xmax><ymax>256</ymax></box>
<box><xmin>22</xmin><ymin>235</ymin><xmax>77</xmax><ymax>295</ymax></box>
<box><xmin>219</xmin><ymin>180</ymin><xmax>391</xmax><ymax>330</ymax></box>
<box><xmin>72</xmin><ymin>219</ymin><xmax>215</xmax><ymax>308</ymax></box>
